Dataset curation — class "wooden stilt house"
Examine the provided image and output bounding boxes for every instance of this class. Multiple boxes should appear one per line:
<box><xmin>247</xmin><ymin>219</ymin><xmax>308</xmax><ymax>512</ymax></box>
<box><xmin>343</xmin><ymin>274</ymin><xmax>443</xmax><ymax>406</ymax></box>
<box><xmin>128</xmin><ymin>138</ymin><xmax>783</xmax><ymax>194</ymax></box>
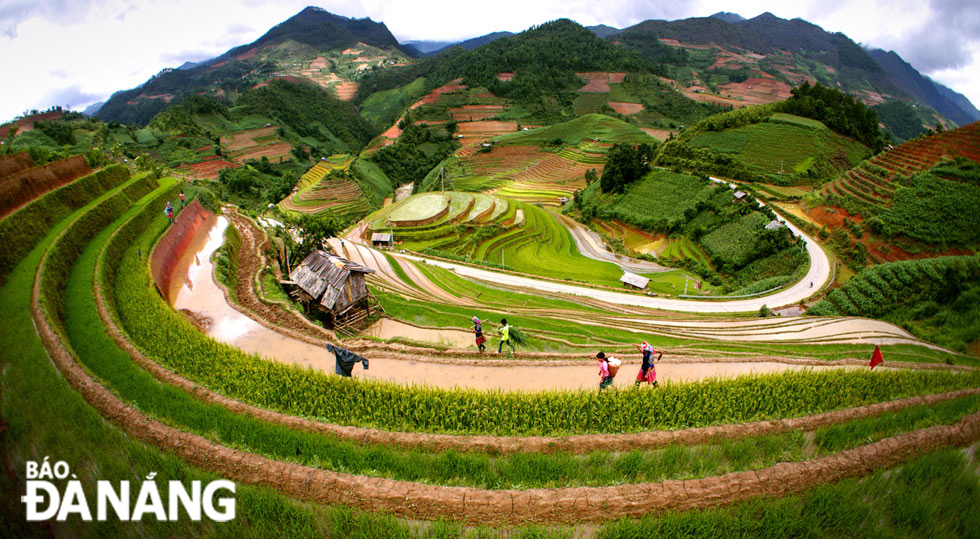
<box><xmin>288</xmin><ymin>249</ymin><xmax>375</xmax><ymax>331</ymax></box>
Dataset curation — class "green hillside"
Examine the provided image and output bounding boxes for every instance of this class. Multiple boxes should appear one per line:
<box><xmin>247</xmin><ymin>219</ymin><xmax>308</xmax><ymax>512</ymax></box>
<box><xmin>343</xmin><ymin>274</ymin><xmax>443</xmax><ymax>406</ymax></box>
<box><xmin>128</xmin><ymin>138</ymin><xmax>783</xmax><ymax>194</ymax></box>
<box><xmin>808</xmin><ymin>255</ymin><xmax>980</xmax><ymax>353</ymax></box>
<box><xmin>685</xmin><ymin>113</ymin><xmax>869</xmax><ymax>181</ymax></box>
<box><xmin>573</xmin><ymin>168</ymin><xmax>806</xmax><ymax>288</ymax></box>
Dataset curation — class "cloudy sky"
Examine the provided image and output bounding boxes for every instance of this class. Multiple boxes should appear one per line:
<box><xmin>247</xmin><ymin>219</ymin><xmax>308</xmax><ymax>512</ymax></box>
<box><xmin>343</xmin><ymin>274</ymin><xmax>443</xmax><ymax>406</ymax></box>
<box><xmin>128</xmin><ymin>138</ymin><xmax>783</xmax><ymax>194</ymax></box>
<box><xmin>1</xmin><ymin>0</ymin><xmax>978</xmax><ymax>122</ymax></box>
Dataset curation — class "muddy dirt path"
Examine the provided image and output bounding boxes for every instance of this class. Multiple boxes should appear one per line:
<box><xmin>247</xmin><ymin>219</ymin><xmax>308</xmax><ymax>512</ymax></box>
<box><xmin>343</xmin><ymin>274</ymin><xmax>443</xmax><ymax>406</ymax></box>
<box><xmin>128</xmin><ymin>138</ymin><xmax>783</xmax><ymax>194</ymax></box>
<box><xmin>340</xmin><ymin>238</ymin><xmax>934</xmax><ymax>349</ymax></box>
<box><xmin>169</xmin><ymin>219</ymin><xmax>870</xmax><ymax>390</ymax></box>
<box><xmin>226</xmin><ymin>212</ymin><xmax>334</xmax><ymax>342</ymax></box>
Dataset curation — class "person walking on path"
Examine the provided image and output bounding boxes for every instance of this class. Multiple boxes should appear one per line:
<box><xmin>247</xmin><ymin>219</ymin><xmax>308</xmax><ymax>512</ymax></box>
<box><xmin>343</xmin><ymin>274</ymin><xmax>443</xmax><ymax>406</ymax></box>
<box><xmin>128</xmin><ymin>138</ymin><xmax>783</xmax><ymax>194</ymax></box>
<box><xmin>165</xmin><ymin>201</ymin><xmax>174</xmax><ymax>224</ymax></box>
<box><xmin>472</xmin><ymin>316</ymin><xmax>488</xmax><ymax>352</ymax></box>
<box><xmin>179</xmin><ymin>190</ymin><xmax>185</xmax><ymax>208</ymax></box>
<box><xmin>596</xmin><ymin>351</ymin><xmax>621</xmax><ymax>392</ymax></box>
<box><xmin>634</xmin><ymin>341</ymin><xmax>662</xmax><ymax>387</ymax></box>
<box><xmin>497</xmin><ymin>318</ymin><xmax>515</xmax><ymax>354</ymax></box>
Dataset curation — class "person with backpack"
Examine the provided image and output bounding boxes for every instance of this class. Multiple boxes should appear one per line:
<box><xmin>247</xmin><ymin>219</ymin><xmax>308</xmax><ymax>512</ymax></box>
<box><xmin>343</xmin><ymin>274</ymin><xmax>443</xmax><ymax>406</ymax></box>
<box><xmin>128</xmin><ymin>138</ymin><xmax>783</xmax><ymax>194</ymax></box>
<box><xmin>497</xmin><ymin>318</ymin><xmax>515</xmax><ymax>354</ymax></box>
<box><xmin>471</xmin><ymin>316</ymin><xmax>488</xmax><ymax>352</ymax></box>
<box><xmin>596</xmin><ymin>351</ymin><xmax>621</xmax><ymax>391</ymax></box>
<box><xmin>165</xmin><ymin>201</ymin><xmax>174</xmax><ymax>224</ymax></box>
<box><xmin>179</xmin><ymin>190</ymin><xmax>186</xmax><ymax>208</ymax></box>
<box><xmin>634</xmin><ymin>341</ymin><xmax>662</xmax><ymax>387</ymax></box>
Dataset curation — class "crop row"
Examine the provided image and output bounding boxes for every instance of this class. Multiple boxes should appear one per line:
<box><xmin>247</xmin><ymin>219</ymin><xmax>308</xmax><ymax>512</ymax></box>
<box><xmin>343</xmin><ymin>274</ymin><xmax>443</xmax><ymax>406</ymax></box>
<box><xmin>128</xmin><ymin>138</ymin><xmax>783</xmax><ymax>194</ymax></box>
<box><xmin>100</xmin><ymin>206</ymin><xmax>980</xmax><ymax>435</ymax></box>
<box><xmin>24</xmin><ymin>184</ymin><xmax>980</xmax><ymax>525</ymax></box>
<box><xmin>808</xmin><ymin>255</ymin><xmax>980</xmax><ymax>318</ymax></box>
<box><xmin>0</xmin><ymin>164</ymin><xmax>130</xmax><ymax>279</ymax></box>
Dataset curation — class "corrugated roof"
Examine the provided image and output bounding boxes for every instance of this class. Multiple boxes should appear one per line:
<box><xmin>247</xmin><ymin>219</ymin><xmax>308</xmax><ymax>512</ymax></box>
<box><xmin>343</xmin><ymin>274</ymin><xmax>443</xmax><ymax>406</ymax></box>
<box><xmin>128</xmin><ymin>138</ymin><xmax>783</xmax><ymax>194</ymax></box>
<box><xmin>289</xmin><ymin>249</ymin><xmax>374</xmax><ymax>301</ymax></box>
<box><xmin>620</xmin><ymin>272</ymin><xmax>650</xmax><ymax>289</ymax></box>
<box><xmin>733</xmin><ymin>190</ymin><xmax>747</xmax><ymax>199</ymax></box>
<box><xmin>765</xmin><ymin>219</ymin><xmax>786</xmax><ymax>230</ymax></box>
<box><xmin>371</xmin><ymin>232</ymin><xmax>392</xmax><ymax>242</ymax></box>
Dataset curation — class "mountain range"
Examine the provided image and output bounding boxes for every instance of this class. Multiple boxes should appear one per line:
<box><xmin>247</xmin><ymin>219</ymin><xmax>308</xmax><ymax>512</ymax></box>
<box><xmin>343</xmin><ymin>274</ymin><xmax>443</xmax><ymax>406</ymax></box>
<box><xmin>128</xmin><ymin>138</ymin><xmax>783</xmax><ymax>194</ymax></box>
<box><xmin>95</xmin><ymin>7</ymin><xmax>978</xmax><ymax>131</ymax></box>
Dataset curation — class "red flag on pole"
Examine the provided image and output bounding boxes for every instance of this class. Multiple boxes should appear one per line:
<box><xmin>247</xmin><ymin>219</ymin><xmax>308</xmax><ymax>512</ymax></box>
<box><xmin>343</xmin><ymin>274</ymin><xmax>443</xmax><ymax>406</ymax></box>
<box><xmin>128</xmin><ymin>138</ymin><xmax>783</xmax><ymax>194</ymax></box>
<box><xmin>870</xmin><ymin>345</ymin><xmax>883</xmax><ymax>370</ymax></box>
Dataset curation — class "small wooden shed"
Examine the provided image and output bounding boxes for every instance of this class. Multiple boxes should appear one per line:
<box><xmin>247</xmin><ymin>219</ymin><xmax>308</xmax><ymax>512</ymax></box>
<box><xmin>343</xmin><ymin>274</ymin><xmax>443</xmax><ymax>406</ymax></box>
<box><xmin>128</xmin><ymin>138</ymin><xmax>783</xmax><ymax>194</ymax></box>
<box><xmin>733</xmin><ymin>190</ymin><xmax>747</xmax><ymax>202</ymax></box>
<box><xmin>371</xmin><ymin>232</ymin><xmax>393</xmax><ymax>248</ymax></box>
<box><xmin>288</xmin><ymin>250</ymin><xmax>375</xmax><ymax>330</ymax></box>
<box><xmin>620</xmin><ymin>272</ymin><xmax>650</xmax><ymax>290</ymax></box>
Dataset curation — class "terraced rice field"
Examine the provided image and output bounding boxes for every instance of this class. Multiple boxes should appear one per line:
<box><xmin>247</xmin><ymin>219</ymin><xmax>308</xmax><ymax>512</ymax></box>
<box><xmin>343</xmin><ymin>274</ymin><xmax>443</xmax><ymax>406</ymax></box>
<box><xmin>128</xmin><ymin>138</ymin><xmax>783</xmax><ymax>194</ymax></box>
<box><xmin>0</xmin><ymin>154</ymin><xmax>91</xmax><ymax>218</ymax></box>
<box><xmin>456</xmin><ymin>120</ymin><xmax>518</xmax><ymax>146</ymax></box>
<box><xmin>6</xmin><ymin>154</ymin><xmax>980</xmax><ymax>535</ymax></box>
<box><xmin>175</xmin><ymin>155</ymin><xmax>239</xmax><ymax>180</ymax></box>
<box><xmin>688</xmin><ymin>115</ymin><xmax>868</xmax><ymax>178</ymax></box>
<box><xmin>409</xmin><ymin>79</ymin><xmax>467</xmax><ymax>110</ymax></box>
<box><xmin>220</xmin><ymin>126</ymin><xmax>293</xmax><ymax>163</ymax></box>
<box><xmin>449</xmin><ymin>104</ymin><xmax>506</xmax><ymax>121</ymax></box>
<box><xmin>446</xmin><ymin>144</ymin><xmax>605</xmax><ymax>203</ymax></box>
<box><xmin>278</xmin><ymin>155</ymin><xmax>372</xmax><ymax>216</ymax></box>
<box><xmin>812</xmin><ymin>121</ymin><xmax>980</xmax><ymax>263</ymax></box>
<box><xmin>819</xmin><ymin>121</ymin><xmax>980</xmax><ymax>210</ymax></box>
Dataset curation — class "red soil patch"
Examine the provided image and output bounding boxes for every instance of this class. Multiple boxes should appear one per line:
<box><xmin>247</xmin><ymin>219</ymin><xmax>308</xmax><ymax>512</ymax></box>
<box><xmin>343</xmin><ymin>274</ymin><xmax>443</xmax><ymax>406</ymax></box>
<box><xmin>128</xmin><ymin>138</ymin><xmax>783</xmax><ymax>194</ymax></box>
<box><xmin>450</xmin><ymin>104</ymin><xmax>506</xmax><ymax>121</ymax></box>
<box><xmin>807</xmin><ymin>205</ymin><xmax>863</xmax><ymax>229</ymax></box>
<box><xmin>236</xmin><ymin>47</ymin><xmax>257</xmax><ymax>61</ymax></box>
<box><xmin>717</xmin><ymin>76</ymin><xmax>792</xmax><ymax>106</ymax></box>
<box><xmin>456</xmin><ymin>120</ymin><xmax>518</xmax><ymax>146</ymax></box>
<box><xmin>608</xmin><ymin>102</ymin><xmax>644</xmax><ymax>115</ymax></box>
<box><xmin>234</xmin><ymin>143</ymin><xmax>294</xmax><ymax>163</ymax></box>
<box><xmin>497</xmin><ymin>72</ymin><xmax>514</xmax><ymax>81</ymax></box>
<box><xmin>410</xmin><ymin>79</ymin><xmax>467</xmax><ymax>110</ymax></box>
<box><xmin>150</xmin><ymin>199</ymin><xmax>211</xmax><ymax>298</ymax></box>
<box><xmin>310</xmin><ymin>56</ymin><xmax>329</xmax><ymax>69</ymax></box>
<box><xmin>465</xmin><ymin>146</ymin><xmax>545</xmax><ymax>175</ymax></box>
<box><xmin>578</xmin><ymin>80</ymin><xmax>610</xmax><ymax>94</ymax></box>
<box><xmin>576</xmin><ymin>72</ymin><xmax>612</xmax><ymax>93</ymax></box>
<box><xmin>177</xmin><ymin>159</ymin><xmax>238</xmax><ymax>180</ymax></box>
<box><xmin>381</xmin><ymin>124</ymin><xmax>402</xmax><ymax>139</ymax></box>
<box><xmin>0</xmin><ymin>151</ymin><xmax>33</xmax><ymax>179</ymax></box>
<box><xmin>640</xmin><ymin>128</ymin><xmax>673</xmax><ymax>141</ymax></box>
<box><xmin>680</xmin><ymin>89</ymin><xmax>746</xmax><ymax>108</ymax></box>
<box><xmin>143</xmin><ymin>93</ymin><xmax>175</xmax><ymax>102</ymax></box>
<box><xmin>220</xmin><ymin>126</ymin><xmax>293</xmax><ymax>164</ymax></box>
<box><xmin>657</xmin><ymin>38</ymin><xmax>714</xmax><ymax>50</ymax></box>
<box><xmin>221</xmin><ymin>127</ymin><xmax>277</xmax><ymax>151</ymax></box>
<box><xmin>0</xmin><ymin>155</ymin><xmax>91</xmax><ymax>219</ymax></box>
<box><xmin>457</xmin><ymin>120</ymin><xmax>517</xmax><ymax>133</ymax></box>
<box><xmin>333</xmin><ymin>81</ymin><xmax>358</xmax><ymax>101</ymax></box>
<box><xmin>0</xmin><ymin>111</ymin><xmax>62</xmax><ymax>138</ymax></box>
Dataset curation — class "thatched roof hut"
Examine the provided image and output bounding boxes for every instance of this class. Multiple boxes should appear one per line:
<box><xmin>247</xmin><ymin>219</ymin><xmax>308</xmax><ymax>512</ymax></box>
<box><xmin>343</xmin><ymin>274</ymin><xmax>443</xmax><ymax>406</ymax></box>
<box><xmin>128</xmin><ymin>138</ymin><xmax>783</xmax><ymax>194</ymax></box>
<box><xmin>289</xmin><ymin>249</ymin><xmax>374</xmax><ymax>315</ymax></box>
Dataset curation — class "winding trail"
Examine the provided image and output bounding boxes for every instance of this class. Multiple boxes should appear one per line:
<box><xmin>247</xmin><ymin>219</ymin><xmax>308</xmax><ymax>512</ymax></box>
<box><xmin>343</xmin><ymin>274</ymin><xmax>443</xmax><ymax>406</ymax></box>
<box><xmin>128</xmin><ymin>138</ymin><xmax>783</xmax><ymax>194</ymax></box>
<box><xmin>555</xmin><ymin>212</ymin><xmax>669</xmax><ymax>274</ymax></box>
<box><xmin>343</xmin><ymin>198</ymin><xmax>830</xmax><ymax>313</ymax></box>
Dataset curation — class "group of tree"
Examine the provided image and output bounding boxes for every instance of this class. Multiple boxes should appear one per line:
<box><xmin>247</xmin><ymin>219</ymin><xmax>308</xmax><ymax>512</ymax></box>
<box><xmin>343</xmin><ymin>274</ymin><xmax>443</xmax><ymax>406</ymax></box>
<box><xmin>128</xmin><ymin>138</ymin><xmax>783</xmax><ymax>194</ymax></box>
<box><xmin>370</xmin><ymin>119</ymin><xmax>458</xmax><ymax>187</ymax></box>
<box><xmin>780</xmin><ymin>82</ymin><xmax>883</xmax><ymax>151</ymax></box>
<box><xmin>599</xmin><ymin>142</ymin><xmax>655</xmax><ymax>193</ymax></box>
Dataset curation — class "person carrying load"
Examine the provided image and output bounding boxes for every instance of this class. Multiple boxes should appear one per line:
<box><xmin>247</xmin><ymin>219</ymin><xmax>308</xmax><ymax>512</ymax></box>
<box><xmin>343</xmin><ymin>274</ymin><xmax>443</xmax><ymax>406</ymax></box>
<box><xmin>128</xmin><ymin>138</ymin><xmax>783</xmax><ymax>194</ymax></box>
<box><xmin>634</xmin><ymin>341</ymin><xmax>662</xmax><ymax>387</ymax></box>
<box><xmin>497</xmin><ymin>318</ymin><xmax>515</xmax><ymax>354</ymax></box>
<box><xmin>471</xmin><ymin>316</ymin><xmax>488</xmax><ymax>352</ymax></box>
<box><xmin>596</xmin><ymin>351</ymin><xmax>621</xmax><ymax>392</ymax></box>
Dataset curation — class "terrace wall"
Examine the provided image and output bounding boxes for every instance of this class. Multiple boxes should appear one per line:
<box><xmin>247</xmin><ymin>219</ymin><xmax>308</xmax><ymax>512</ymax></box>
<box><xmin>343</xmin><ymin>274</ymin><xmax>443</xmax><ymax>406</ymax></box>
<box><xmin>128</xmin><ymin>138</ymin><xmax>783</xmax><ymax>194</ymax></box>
<box><xmin>0</xmin><ymin>155</ymin><xmax>91</xmax><ymax>218</ymax></box>
<box><xmin>149</xmin><ymin>199</ymin><xmax>212</xmax><ymax>300</ymax></box>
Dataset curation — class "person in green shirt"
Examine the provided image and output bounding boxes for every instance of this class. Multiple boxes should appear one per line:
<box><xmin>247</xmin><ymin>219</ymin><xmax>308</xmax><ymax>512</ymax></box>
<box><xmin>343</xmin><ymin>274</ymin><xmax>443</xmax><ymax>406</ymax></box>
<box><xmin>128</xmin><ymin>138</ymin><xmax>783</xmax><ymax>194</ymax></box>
<box><xmin>497</xmin><ymin>318</ymin><xmax>515</xmax><ymax>354</ymax></box>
